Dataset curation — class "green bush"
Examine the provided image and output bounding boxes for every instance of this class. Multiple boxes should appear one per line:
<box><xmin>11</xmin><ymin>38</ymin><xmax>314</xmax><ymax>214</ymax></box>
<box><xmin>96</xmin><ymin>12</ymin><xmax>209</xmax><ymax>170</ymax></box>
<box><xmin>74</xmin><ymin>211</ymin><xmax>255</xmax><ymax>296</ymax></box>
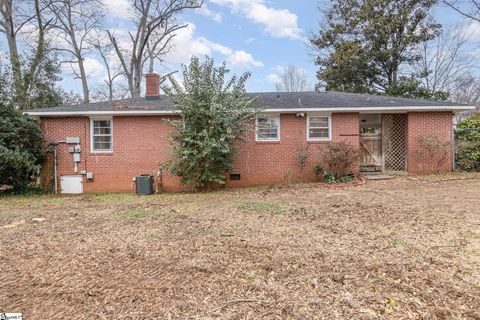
<box><xmin>455</xmin><ymin>118</ymin><xmax>480</xmax><ymax>172</ymax></box>
<box><xmin>0</xmin><ymin>105</ymin><xmax>45</xmax><ymax>192</ymax></box>
<box><xmin>322</xmin><ymin>142</ymin><xmax>359</xmax><ymax>179</ymax></box>
<box><xmin>165</xmin><ymin>56</ymin><xmax>257</xmax><ymax>190</ymax></box>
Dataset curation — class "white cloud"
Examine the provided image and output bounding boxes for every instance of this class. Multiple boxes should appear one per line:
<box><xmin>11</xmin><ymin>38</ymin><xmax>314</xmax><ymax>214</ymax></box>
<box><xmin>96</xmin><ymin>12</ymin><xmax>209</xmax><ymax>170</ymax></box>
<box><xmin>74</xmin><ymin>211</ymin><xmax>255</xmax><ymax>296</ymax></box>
<box><xmin>266</xmin><ymin>73</ymin><xmax>281</xmax><ymax>83</ymax></box>
<box><xmin>210</xmin><ymin>0</ymin><xmax>302</xmax><ymax>39</ymax></box>
<box><xmin>102</xmin><ymin>0</ymin><xmax>132</xmax><ymax>19</ymax></box>
<box><xmin>197</xmin><ymin>5</ymin><xmax>223</xmax><ymax>23</ymax></box>
<box><xmin>273</xmin><ymin>65</ymin><xmax>287</xmax><ymax>74</ymax></box>
<box><xmin>165</xmin><ymin>23</ymin><xmax>263</xmax><ymax>69</ymax></box>
<box><xmin>463</xmin><ymin>21</ymin><xmax>480</xmax><ymax>41</ymax></box>
<box><xmin>62</xmin><ymin>57</ymin><xmax>106</xmax><ymax>81</ymax></box>
<box><xmin>83</xmin><ymin>57</ymin><xmax>107</xmax><ymax>76</ymax></box>
<box><xmin>228</xmin><ymin>50</ymin><xmax>264</xmax><ymax>68</ymax></box>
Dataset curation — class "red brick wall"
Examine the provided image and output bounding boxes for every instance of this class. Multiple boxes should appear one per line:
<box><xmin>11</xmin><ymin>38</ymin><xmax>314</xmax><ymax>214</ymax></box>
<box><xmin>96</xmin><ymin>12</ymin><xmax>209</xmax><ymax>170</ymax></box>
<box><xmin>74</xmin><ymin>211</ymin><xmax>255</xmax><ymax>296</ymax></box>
<box><xmin>227</xmin><ymin>113</ymin><xmax>360</xmax><ymax>188</ymax></box>
<box><xmin>40</xmin><ymin>111</ymin><xmax>453</xmax><ymax>192</ymax></box>
<box><xmin>40</xmin><ymin>113</ymin><xmax>360</xmax><ymax>192</ymax></box>
<box><xmin>41</xmin><ymin>116</ymin><xmax>183</xmax><ymax>193</ymax></box>
<box><xmin>145</xmin><ymin>73</ymin><xmax>160</xmax><ymax>97</ymax></box>
<box><xmin>407</xmin><ymin>112</ymin><xmax>453</xmax><ymax>173</ymax></box>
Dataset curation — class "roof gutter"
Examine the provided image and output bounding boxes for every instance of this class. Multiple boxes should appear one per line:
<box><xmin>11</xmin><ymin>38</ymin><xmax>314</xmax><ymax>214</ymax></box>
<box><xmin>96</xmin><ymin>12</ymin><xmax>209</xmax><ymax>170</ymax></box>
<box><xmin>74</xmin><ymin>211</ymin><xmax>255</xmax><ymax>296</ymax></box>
<box><xmin>25</xmin><ymin>105</ymin><xmax>475</xmax><ymax>117</ymax></box>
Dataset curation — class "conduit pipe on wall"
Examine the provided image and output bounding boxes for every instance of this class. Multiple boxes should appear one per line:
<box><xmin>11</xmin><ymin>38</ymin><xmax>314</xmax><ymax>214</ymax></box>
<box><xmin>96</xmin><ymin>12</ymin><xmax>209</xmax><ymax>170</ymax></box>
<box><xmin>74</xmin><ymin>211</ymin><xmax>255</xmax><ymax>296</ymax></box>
<box><xmin>50</xmin><ymin>141</ymin><xmax>66</xmax><ymax>194</ymax></box>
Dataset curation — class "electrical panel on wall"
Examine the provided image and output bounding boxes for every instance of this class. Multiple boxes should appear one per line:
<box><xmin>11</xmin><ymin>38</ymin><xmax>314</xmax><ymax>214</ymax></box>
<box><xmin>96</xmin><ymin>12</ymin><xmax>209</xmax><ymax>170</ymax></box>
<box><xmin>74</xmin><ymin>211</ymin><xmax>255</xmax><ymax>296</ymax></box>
<box><xmin>66</xmin><ymin>137</ymin><xmax>80</xmax><ymax>144</ymax></box>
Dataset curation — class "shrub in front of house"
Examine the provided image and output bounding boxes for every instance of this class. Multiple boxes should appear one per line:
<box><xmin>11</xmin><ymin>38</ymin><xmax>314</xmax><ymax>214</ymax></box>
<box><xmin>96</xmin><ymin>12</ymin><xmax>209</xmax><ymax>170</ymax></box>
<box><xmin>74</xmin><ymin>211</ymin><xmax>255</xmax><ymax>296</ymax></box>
<box><xmin>0</xmin><ymin>105</ymin><xmax>45</xmax><ymax>193</ymax></box>
<box><xmin>165</xmin><ymin>56</ymin><xmax>257</xmax><ymax>191</ymax></box>
<box><xmin>455</xmin><ymin>118</ymin><xmax>480</xmax><ymax>172</ymax></box>
<box><xmin>321</xmin><ymin>142</ymin><xmax>359</xmax><ymax>182</ymax></box>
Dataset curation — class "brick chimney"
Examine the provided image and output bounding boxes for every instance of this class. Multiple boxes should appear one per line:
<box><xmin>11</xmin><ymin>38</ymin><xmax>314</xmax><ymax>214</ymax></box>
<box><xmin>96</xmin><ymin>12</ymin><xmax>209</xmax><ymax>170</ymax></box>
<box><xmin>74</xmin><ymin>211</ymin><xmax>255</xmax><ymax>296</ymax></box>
<box><xmin>145</xmin><ymin>73</ymin><xmax>160</xmax><ymax>99</ymax></box>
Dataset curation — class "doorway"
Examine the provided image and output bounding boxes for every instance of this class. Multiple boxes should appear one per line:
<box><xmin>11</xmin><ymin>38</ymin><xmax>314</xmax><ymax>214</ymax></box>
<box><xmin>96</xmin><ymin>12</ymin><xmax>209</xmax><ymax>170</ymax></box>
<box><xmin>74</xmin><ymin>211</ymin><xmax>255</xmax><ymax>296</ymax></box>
<box><xmin>359</xmin><ymin>114</ymin><xmax>407</xmax><ymax>173</ymax></box>
<box><xmin>360</xmin><ymin>114</ymin><xmax>382</xmax><ymax>172</ymax></box>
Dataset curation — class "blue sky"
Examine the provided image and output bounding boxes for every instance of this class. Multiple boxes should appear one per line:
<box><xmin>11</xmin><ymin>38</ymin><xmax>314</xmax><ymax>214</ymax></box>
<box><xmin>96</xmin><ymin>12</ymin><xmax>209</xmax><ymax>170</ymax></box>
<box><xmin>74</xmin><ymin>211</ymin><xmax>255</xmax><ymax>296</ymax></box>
<box><xmin>55</xmin><ymin>0</ymin><xmax>478</xmax><ymax>95</ymax></box>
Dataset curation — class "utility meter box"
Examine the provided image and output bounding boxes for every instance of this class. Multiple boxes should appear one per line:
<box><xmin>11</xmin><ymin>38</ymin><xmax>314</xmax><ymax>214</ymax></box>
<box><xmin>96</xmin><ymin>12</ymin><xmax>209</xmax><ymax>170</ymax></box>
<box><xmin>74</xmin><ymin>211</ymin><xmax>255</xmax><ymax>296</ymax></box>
<box><xmin>73</xmin><ymin>153</ymin><xmax>81</xmax><ymax>162</ymax></box>
<box><xmin>66</xmin><ymin>137</ymin><xmax>80</xmax><ymax>144</ymax></box>
<box><xmin>86</xmin><ymin>172</ymin><xmax>94</xmax><ymax>181</ymax></box>
<box><xmin>74</xmin><ymin>145</ymin><xmax>81</xmax><ymax>153</ymax></box>
<box><xmin>61</xmin><ymin>175</ymin><xmax>83</xmax><ymax>194</ymax></box>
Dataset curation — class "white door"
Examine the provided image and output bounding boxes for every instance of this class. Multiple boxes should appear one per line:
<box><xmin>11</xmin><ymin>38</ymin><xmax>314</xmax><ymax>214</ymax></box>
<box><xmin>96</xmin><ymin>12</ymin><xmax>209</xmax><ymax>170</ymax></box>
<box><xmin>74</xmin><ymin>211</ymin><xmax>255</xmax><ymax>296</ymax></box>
<box><xmin>61</xmin><ymin>175</ymin><xmax>83</xmax><ymax>194</ymax></box>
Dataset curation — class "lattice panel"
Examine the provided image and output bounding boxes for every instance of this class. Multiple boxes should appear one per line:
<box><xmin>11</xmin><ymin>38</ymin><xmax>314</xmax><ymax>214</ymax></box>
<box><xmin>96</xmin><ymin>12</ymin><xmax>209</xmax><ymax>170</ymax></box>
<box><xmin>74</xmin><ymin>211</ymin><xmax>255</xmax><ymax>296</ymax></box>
<box><xmin>382</xmin><ymin>114</ymin><xmax>407</xmax><ymax>171</ymax></box>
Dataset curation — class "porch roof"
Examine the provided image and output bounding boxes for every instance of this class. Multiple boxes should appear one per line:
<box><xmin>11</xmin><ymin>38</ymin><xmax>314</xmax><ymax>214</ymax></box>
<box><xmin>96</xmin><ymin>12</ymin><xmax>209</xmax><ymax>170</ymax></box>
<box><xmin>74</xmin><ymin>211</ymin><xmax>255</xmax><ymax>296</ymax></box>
<box><xmin>26</xmin><ymin>91</ymin><xmax>474</xmax><ymax>117</ymax></box>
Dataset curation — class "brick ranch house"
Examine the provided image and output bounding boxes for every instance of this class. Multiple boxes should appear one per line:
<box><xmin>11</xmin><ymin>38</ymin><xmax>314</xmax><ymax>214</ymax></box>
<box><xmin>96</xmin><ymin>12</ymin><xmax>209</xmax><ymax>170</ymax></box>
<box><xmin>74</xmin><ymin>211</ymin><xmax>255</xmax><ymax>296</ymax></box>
<box><xmin>27</xmin><ymin>74</ymin><xmax>474</xmax><ymax>193</ymax></box>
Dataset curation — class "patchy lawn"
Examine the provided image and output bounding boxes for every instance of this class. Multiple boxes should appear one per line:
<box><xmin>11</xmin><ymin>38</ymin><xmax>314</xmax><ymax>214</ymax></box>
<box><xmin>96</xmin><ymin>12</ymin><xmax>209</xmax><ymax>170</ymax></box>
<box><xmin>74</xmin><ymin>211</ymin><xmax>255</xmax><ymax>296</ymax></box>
<box><xmin>1</xmin><ymin>175</ymin><xmax>479</xmax><ymax>319</ymax></box>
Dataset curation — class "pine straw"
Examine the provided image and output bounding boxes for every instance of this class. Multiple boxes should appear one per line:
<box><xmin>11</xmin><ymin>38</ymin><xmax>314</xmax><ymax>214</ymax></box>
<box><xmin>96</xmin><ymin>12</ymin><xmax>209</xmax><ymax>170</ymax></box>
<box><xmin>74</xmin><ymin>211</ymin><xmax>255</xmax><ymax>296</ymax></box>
<box><xmin>0</xmin><ymin>175</ymin><xmax>479</xmax><ymax>319</ymax></box>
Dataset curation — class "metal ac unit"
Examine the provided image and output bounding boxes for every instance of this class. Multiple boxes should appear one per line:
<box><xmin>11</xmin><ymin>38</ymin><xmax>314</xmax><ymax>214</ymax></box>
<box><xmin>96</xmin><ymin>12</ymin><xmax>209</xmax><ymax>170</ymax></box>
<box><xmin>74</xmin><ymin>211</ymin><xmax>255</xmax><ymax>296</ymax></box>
<box><xmin>135</xmin><ymin>175</ymin><xmax>154</xmax><ymax>195</ymax></box>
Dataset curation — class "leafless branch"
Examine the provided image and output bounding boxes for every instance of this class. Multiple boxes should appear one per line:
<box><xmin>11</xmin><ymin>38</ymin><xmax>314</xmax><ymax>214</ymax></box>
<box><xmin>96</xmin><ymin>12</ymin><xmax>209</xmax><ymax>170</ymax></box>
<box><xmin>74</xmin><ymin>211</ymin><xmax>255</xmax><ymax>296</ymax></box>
<box><xmin>443</xmin><ymin>0</ymin><xmax>480</xmax><ymax>23</ymax></box>
<box><xmin>108</xmin><ymin>0</ymin><xmax>203</xmax><ymax>98</ymax></box>
<box><xmin>275</xmin><ymin>65</ymin><xmax>312</xmax><ymax>92</ymax></box>
<box><xmin>45</xmin><ymin>0</ymin><xmax>104</xmax><ymax>103</ymax></box>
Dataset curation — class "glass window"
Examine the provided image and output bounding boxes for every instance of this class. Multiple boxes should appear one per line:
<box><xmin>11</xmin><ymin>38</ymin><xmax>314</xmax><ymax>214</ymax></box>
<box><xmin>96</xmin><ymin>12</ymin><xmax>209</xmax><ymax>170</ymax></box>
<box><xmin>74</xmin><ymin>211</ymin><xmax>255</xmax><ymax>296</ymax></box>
<box><xmin>308</xmin><ymin>116</ymin><xmax>331</xmax><ymax>140</ymax></box>
<box><xmin>92</xmin><ymin>119</ymin><xmax>112</xmax><ymax>151</ymax></box>
<box><xmin>256</xmin><ymin>115</ymin><xmax>280</xmax><ymax>141</ymax></box>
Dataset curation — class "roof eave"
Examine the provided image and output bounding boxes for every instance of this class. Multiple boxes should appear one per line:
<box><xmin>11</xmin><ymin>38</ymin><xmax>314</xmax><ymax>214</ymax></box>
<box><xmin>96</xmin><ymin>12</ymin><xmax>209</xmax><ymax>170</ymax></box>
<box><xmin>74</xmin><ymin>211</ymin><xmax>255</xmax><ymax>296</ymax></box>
<box><xmin>25</xmin><ymin>105</ymin><xmax>475</xmax><ymax>117</ymax></box>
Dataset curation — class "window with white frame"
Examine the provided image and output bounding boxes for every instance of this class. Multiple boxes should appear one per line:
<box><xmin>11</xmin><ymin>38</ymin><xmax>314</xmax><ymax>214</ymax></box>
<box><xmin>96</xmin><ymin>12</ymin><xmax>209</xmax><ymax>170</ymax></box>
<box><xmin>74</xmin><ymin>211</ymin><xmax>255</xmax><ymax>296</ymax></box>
<box><xmin>307</xmin><ymin>115</ymin><xmax>331</xmax><ymax>140</ymax></box>
<box><xmin>91</xmin><ymin>119</ymin><xmax>112</xmax><ymax>152</ymax></box>
<box><xmin>256</xmin><ymin>115</ymin><xmax>280</xmax><ymax>141</ymax></box>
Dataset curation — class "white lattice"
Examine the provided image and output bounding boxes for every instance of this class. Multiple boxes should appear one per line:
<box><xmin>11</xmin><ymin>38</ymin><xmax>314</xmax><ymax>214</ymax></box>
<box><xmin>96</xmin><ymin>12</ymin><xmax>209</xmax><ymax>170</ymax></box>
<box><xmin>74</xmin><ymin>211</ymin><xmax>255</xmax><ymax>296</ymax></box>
<box><xmin>382</xmin><ymin>114</ymin><xmax>407</xmax><ymax>171</ymax></box>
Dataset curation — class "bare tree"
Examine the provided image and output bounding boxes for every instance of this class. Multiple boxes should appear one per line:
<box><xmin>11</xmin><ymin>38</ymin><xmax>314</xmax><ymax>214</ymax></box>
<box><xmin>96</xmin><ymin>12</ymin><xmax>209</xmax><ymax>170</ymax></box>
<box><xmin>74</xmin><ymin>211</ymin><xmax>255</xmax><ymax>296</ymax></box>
<box><xmin>415</xmin><ymin>25</ymin><xmax>475</xmax><ymax>94</ymax></box>
<box><xmin>108</xmin><ymin>0</ymin><xmax>202</xmax><ymax>98</ymax></box>
<box><xmin>90</xmin><ymin>35</ymin><xmax>127</xmax><ymax>101</ymax></box>
<box><xmin>450</xmin><ymin>74</ymin><xmax>480</xmax><ymax>103</ymax></box>
<box><xmin>443</xmin><ymin>0</ymin><xmax>480</xmax><ymax>22</ymax></box>
<box><xmin>275</xmin><ymin>65</ymin><xmax>311</xmax><ymax>92</ymax></box>
<box><xmin>0</xmin><ymin>0</ymin><xmax>22</xmax><ymax>92</ymax></box>
<box><xmin>46</xmin><ymin>0</ymin><xmax>104</xmax><ymax>103</ymax></box>
<box><xmin>0</xmin><ymin>0</ymin><xmax>55</xmax><ymax>105</ymax></box>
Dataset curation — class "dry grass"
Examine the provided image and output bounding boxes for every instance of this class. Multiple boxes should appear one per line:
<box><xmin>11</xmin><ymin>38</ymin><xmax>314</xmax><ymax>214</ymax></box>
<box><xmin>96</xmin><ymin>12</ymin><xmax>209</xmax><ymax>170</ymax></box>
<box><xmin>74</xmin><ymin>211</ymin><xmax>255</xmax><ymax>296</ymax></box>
<box><xmin>0</xmin><ymin>174</ymin><xmax>479</xmax><ymax>319</ymax></box>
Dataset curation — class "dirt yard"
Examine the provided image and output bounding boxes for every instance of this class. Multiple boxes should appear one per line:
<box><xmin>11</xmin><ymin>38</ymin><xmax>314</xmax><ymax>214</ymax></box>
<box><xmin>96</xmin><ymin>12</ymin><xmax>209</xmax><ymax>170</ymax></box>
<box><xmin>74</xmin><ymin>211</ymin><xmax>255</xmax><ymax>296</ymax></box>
<box><xmin>1</xmin><ymin>175</ymin><xmax>479</xmax><ymax>319</ymax></box>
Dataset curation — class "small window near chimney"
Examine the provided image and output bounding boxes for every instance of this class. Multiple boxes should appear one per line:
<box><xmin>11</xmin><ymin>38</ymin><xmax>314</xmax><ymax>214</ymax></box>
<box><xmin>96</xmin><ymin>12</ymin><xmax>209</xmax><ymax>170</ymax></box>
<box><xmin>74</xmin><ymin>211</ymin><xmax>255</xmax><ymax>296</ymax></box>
<box><xmin>230</xmin><ymin>174</ymin><xmax>241</xmax><ymax>181</ymax></box>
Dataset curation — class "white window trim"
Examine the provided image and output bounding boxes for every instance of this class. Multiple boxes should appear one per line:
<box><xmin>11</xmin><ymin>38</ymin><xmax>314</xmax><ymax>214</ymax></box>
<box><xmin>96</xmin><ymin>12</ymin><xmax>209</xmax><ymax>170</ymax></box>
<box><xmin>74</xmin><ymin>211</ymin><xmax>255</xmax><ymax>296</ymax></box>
<box><xmin>90</xmin><ymin>117</ymin><xmax>113</xmax><ymax>153</ymax></box>
<box><xmin>307</xmin><ymin>115</ymin><xmax>332</xmax><ymax>141</ymax></box>
<box><xmin>255</xmin><ymin>114</ymin><xmax>280</xmax><ymax>142</ymax></box>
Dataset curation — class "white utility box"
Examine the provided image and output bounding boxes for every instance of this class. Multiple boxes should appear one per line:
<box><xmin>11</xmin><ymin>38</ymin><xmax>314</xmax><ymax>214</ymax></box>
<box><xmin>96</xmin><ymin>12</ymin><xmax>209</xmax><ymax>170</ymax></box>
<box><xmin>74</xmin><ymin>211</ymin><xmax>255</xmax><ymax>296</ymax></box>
<box><xmin>66</xmin><ymin>137</ymin><xmax>80</xmax><ymax>144</ymax></box>
<box><xmin>60</xmin><ymin>175</ymin><xmax>83</xmax><ymax>194</ymax></box>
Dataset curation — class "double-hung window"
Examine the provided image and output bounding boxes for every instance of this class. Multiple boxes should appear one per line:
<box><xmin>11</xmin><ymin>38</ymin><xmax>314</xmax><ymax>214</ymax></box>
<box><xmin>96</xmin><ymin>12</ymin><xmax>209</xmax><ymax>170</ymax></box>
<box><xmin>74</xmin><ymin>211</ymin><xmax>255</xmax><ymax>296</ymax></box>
<box><xmin>91</xmin><ymin>118</ymin><xmax>113</xmax><ymax>152</ymax></box>
<box><xmin>256</xmin><ymin>115</ymin><xmax>280</xmax><ymax>141</ymax></box>
<box><xmin>307</xmin><ymin>115</ymin><xmax>331</xmax><ymax>141</ymax></box>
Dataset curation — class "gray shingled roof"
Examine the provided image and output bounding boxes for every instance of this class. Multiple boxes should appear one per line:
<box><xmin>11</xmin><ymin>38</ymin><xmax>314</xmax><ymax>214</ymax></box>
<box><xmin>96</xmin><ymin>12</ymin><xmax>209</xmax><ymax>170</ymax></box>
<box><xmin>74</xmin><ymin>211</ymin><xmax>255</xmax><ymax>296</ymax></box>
<box><xmin>28</xmin><ymin>91</ymin><xmax>469</xmax><ymax>114</ymax></box>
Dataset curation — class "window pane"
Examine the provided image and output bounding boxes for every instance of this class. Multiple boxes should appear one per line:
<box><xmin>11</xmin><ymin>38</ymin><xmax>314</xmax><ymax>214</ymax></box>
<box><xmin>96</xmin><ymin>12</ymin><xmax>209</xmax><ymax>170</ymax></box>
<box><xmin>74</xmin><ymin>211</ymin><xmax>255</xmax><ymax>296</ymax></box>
<box><xmin>93</xmin><ymin>127</ymin><xmax>111</xmax><ymax>135</ymax></box>
<box><xmin>94</xmin><ymin>142</ymin><xmax>111</xmax><ymax>150</ymax></box>
<box><xmin>92</xmin><ymin>120</ymin><xmax>112</xmax><ymax>151</ymax></box>
<box><xmin>309</xmin><ymin>128</ymin><xmax>329</xmax><ymax>138</ymax></box>
<box><xmin>94</xmin><ymin>136</ymin><xmax>111</xmax><ymax>143</ymax></box>
<box><xmin>309</xmin><ymin>117</ymin><xmax>329</xmax><ymax>128</ymax></box>
<box><xmin>257</xmin><ymin>116</ymin><xmax>279</xmax><ymax>140</ymax></box>
<box><xmin>94</xmin><ymin>120</ymin><xmax>110</xmax><ymax>128</ymax></box>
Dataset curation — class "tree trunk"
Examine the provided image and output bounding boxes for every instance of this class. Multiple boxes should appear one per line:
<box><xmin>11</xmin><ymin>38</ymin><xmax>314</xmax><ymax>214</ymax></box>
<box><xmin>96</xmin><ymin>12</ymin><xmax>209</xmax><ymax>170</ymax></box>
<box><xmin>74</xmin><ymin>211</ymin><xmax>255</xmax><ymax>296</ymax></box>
<box><xmin>66</xmin><ymin>4</ymin><xmax>89</xmax><ymax>103</ymax></box>
<box><xmin>76</xmin><ymin>54</ymin><xmax>90</xmax><ymax>103</ymax></box>
<box><xmin>3</xmin><ymin>0</ymin><xmax>24</xmax><ymax>101</ymax></box>
<box><xmin>133</xmin><ymin>60</ymin><xmax>142</xmax><ymax>98</ymax></box>
<box><xmin>392</xmin><ymin>69</ymin><xmax>398</xmax><ymax>85</ymax></box>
